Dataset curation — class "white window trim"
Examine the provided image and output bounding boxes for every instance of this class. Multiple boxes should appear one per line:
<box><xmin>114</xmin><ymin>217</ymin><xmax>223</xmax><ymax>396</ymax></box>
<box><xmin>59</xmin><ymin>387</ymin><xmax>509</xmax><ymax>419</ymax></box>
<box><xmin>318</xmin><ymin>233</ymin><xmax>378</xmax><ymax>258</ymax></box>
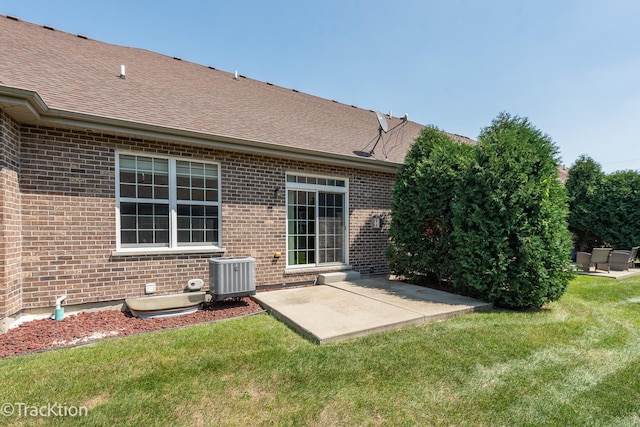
<box><xmin>113</xmin><ymin>150</ymin><xmax>223</xmax><ymax>256</ymax></box>
<box><xmin>285</xmin><ymin>172</ymin><xmax>349</xmax><ymax>270</ymax></box>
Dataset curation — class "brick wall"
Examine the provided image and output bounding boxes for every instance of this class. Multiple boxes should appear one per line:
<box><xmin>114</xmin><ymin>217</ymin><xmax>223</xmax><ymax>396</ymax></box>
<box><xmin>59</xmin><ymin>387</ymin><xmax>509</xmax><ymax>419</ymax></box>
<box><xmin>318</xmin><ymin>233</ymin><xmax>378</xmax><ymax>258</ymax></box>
<box><xmin>0</xmin><ymin>111</ymin><xmax>22</xmax><ymax>318</ymax></box>
<box><xmin>349</xmin><ymin>173</ymin><xmax>394</xmax><ymax>275</ymax></box>
<box><xmin>14</xmin><ymin>123</ymin><xmax>395</xmax><ymax>310</ymax></box>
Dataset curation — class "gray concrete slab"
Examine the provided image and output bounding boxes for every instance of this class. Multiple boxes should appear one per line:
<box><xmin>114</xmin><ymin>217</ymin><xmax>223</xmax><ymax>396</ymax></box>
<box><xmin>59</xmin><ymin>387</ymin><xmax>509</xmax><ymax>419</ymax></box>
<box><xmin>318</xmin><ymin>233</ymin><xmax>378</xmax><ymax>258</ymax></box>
<box><xmin>575</xmin><ymin>267</ymin><xmax>640</xmax><ymax>280</ymax></box>
<box><xmin>253</xmin><ymin>285</ymin><xmax>425</xmax><ymax>344</ymax></box>
<box><xmin>330</xmin><ymin>279</ymin><xmax>492</xmax><ymax>321</ymax></box>
<box><xmin>253</xmin><ymin>277</ymin><xmax>492</xmax><ymax>344</ymax></box>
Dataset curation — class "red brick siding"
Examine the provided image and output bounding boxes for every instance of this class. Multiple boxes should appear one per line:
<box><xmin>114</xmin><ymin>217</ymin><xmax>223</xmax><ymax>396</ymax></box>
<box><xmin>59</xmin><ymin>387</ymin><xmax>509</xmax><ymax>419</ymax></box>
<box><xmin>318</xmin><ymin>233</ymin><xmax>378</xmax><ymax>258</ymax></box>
<box><xmin>15</xmin><ymin>123</ymin><xmax>395</xmax><ymax>310</ymax></box>
<box><xmin>348</xmin><ymin>174</ymin><xmax>394</xmax><ymax>275</ymax></box>
<box><xmin>0</xmin><ymin>111</ymin><xmax>22</xmax><ymax>317</ymax></box>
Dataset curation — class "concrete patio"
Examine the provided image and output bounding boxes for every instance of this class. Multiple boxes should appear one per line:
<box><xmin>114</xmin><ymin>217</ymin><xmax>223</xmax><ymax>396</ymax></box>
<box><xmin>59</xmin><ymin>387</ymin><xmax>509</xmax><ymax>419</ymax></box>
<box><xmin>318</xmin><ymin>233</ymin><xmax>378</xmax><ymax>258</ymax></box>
<box><xmin>253</xmin><ymin>277</ymin><xmax>492</xmax><ymax>344</ymax></box>
<box><xmin>575</xmin><ymin>266</ymin><xmax>640</xmax><ymax>279</ymax></box>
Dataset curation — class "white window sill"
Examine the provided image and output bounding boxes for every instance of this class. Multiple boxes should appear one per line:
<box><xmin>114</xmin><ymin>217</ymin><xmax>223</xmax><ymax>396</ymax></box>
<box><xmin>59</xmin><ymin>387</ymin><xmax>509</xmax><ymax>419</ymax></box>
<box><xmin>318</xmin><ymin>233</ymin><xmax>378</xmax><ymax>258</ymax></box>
<box><xmin>111</xmin><ymin>247</ymin><xmax>227</xmax><ymax>257</ymax></box>
<box><xmin>284</xmin><ymin>264</ymin><xmax>352</xmax><ymax>275</ymax></box>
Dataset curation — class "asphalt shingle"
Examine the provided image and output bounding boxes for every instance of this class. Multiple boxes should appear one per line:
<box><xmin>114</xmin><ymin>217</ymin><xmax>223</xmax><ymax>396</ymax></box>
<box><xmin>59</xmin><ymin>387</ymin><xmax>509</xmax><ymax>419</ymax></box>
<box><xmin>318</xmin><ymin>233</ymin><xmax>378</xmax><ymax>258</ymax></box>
<box><xmin>0</xmin><ymin>15</ymin><xmax>475</xmax><ymax>165</ymax></box>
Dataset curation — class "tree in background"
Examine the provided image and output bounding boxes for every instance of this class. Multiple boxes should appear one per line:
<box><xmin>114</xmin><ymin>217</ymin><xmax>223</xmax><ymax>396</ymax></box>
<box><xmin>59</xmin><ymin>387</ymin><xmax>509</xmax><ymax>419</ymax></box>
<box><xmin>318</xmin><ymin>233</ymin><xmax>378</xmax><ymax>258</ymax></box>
<box><xmin>600</xmin><ymin>171</ymin><xmax>640</xmax><ymax>248</ymax></box>
<box><xmin>387</xmin><ymin>113</ymin><xmax>574</xmax><ymax>309</ymax></box>
<box><xmin>567</xmin><ymin>156</ymin><xmax>640</xmax><ymax>250</ymax></box>
<box><xmin>565</xmin><ymin>155</ymin><xmax>606</xmax><ymax>251</ymax></box>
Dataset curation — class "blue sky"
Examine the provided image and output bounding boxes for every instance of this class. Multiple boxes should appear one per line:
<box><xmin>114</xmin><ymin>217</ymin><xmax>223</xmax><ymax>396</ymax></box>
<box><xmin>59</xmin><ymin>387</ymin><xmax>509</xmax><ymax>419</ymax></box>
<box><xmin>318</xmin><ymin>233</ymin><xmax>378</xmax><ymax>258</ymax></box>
<box><xmin>4</xmin><ymin>0</ymin><xmax>640</xmax><ymax>172</ymax></box>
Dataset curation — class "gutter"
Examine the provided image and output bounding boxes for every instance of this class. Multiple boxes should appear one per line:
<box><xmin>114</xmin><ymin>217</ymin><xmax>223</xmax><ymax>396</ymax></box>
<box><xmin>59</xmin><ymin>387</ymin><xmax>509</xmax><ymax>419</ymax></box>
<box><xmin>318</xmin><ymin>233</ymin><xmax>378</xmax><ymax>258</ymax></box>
<box><xmin>0</xmin><ymin>85</ymin><xmax>402</xmax><ymax>174</ymax></box>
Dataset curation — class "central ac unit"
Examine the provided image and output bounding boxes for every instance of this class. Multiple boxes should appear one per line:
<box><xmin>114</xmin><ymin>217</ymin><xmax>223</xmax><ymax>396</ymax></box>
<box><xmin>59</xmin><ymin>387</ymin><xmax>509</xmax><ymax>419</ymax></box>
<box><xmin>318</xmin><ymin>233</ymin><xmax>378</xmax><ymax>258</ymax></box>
<box><xmin>209</xmin><ymin>257</ymin><xmax>256</xmax><ymax>301</ymax></box>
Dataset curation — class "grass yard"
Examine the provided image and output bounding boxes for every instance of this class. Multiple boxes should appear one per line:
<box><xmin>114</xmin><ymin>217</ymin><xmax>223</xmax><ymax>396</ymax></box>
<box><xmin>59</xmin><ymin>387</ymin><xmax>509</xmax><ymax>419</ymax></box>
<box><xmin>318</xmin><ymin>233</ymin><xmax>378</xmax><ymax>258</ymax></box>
<box><xmin>2</xmin><ymin>275</ymin><xmax>640</xmax><ymax>426</ymax></box>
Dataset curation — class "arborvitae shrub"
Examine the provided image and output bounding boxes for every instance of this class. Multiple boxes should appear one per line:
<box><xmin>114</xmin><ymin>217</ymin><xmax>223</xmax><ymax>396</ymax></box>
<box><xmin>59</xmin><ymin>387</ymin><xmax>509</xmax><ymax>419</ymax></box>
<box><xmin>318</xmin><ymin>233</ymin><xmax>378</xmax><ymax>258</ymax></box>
<box><xmin>385</xmin><ymin>126</ymin><xmax>472</xmax><ymax>282</ymax></box>
<box><xmin>567</xmin><ymin>156</ymin><xmax>640</xmax><ymax>250</ymax></box>
<box><xmin>450</xmin><ymin>113</ymin><xmax>573</xmax><ymax>309</ymax></box>
<box><xmin>387</xmin><ymin>113</ymin><xmax>574</xmax><ymax>309</ymax></box>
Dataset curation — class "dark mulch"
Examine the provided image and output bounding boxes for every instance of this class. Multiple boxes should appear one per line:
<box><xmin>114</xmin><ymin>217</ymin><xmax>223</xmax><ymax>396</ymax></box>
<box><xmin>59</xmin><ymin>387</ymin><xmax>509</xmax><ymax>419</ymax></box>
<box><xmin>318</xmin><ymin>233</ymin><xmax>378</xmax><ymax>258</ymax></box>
<box><xmin>0</xmin><ymin>298</ymin><xmax>263</xmax><ymax>358</ymax></box>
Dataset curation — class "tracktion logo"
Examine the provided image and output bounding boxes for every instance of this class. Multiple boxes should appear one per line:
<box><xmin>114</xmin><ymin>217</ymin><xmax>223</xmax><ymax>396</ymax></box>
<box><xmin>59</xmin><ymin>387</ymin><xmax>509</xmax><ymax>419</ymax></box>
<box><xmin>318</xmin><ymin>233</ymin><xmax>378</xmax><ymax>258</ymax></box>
<box><xmin>2</xmin><ymin>402</ymin><xmax>88</xmax><ymax>418</ymax></box>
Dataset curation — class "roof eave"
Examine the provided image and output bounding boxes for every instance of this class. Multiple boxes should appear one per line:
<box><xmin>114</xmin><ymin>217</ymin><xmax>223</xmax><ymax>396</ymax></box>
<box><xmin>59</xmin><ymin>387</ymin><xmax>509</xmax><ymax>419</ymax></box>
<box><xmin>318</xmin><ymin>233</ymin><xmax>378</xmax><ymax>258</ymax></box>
<box><xmin>0</xmin><ymin>85</ymin><xmax>401</xmax><ymax>174</ymax></box>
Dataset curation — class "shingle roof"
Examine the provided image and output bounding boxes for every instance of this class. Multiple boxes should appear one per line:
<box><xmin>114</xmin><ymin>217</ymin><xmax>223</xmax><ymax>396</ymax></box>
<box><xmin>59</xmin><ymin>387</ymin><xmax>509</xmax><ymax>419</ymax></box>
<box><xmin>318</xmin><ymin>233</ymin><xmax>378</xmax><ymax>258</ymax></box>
<box><xmin>0</xmin><ymin>15</ymin><xmax>474</xmax><ymax>168</ymax></box>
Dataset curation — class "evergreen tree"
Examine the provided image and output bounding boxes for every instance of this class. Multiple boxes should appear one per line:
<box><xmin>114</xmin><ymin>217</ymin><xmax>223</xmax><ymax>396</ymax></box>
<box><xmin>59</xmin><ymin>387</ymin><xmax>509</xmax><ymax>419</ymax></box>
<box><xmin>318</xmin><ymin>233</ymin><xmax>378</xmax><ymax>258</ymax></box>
<box><xmin>566</xmin><ymin>156</ymin><xmax>640</xmax><ymax>250</ymax></box>
<box><xmin>599</xmin><ymin>171</ymin><xmax>640</xmax><ymax>248</ymax></box>
<box><xmin>386</xmin><ymin>126</ymin><xmax>473</xmax><ymax>281</ymax></box>
<box><xmin>450</xmin><ymin>113</ymin><xmax>573</xmax><ymax>308</ymax></box>
<box><xmin>387</xmin><ymin>113</ymin><xmax>573</xmax><ymax>309</ymax></box>
<box><xmin>565</xmin><ymin>155</ymin><xmax>605</xmax><ymax>251</ymax></box>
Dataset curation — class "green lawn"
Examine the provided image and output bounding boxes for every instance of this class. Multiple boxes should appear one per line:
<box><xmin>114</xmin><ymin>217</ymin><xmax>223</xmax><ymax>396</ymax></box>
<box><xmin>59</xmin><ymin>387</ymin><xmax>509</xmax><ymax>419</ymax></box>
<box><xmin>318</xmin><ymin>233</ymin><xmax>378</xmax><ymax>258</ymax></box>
<box><xmin>2</xmin><ymin>275</ymin><xmax>640</xmax><ymax>426</ymax></box>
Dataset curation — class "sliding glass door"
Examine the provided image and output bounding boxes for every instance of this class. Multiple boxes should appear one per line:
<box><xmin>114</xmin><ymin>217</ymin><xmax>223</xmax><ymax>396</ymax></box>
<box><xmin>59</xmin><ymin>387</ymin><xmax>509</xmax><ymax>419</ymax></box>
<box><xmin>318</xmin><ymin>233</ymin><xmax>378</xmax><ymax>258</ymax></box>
<box><xmin>286</xmin><ymin>174</ymin><xmax>348</xmax><ymax>267</ymax></box>
<box><xmin>317</xmin><ymin>192</ymin><xmax>344</xmax><ymax>263</ymax></box>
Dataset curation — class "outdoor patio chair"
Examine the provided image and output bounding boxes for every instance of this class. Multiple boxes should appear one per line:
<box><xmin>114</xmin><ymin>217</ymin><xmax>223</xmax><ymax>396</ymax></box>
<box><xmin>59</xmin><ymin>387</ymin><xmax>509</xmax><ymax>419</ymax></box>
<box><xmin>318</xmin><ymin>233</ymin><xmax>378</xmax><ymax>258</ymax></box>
<box><xmin>629</xmin><ymin>246</ymin><xmax>639</xmax><ymax>268</ymax></box>
<box><xmin>610</xmin><ymin>246</ymin><xmax>639</xmax><ymax>271</ymax></box>
<box><xmin>576</xmin><ymin>248</ymin><xmax>613</xmax><ymax>273</ymax></box>
<box><xmin>576</xmin><ymin>252</ymin><xmax>592</xmax><ymax>272</ymax></box>
<box><xmin>591</xmin><ymin>248</ymin><xmax>613</xmax><ymax>272</ymax></box>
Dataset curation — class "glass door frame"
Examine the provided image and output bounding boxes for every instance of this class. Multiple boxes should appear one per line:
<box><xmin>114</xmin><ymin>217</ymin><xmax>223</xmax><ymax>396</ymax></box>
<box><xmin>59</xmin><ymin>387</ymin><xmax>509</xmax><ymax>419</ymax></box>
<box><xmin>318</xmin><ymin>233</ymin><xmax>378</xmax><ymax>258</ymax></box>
<box><xmin>285</xmin><ymin>173</ymin><xmax>349</xmax><ymax>269</ymax></box>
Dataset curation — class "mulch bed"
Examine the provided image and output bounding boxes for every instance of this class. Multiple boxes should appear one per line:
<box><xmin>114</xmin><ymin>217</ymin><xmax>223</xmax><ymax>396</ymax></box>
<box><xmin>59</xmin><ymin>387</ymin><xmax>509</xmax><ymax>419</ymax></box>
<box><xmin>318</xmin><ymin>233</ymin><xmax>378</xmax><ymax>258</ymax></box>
<box><xmin>0</xmin><ymin>298</ymin><xmax>263</xmax><ymax>358</ymax></box>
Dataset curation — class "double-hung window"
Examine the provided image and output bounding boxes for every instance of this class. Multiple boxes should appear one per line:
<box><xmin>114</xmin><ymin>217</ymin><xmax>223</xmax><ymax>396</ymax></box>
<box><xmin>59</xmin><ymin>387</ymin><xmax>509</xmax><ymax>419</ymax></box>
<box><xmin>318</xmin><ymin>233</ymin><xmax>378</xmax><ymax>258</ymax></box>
<box><xmin>116</xmin><ymin>152</ymin><xmax>221</xmax><ymax>253</ymax></box>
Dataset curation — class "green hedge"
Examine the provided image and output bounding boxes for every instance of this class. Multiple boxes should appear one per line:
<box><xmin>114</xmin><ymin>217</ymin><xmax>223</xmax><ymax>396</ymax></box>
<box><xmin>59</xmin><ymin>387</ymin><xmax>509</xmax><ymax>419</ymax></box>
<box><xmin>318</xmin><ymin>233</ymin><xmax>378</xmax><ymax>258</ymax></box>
<box><xmin>567</xmin><ymin>155</ymin><xmax>640</xmax><ymax>251</ymax></box>
<box><xmin>387</xmin><ymin>113</ymin><xmax>574</xmax><ymax>309</ymax></box>
<box><xmin>385</xmin><ymin>126</ymin><xmax>473</xmax><ymax>282</ymax></box>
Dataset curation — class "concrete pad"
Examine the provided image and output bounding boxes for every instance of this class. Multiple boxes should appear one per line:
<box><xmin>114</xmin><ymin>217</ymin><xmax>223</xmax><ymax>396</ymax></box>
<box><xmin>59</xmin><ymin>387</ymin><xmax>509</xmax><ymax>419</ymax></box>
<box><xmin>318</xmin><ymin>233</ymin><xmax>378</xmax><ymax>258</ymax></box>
<box><xmin>253</xmin><ymin>285</ymin><xmax>424</xmax><ymax>343</ymax></box>
<box><xmin>576</xmin><ymin>267</ymin><xmax>640</xmax><ymax>280</ymax></box>
<box><xmin>330</xmin><ymin>279</ymin><xmax>492</xmax><ymax>321</ymax></box>
<box><xmin>253</xmin><ymin>277</ymin><xmax>492</xmax><ymax>344</ymax></box>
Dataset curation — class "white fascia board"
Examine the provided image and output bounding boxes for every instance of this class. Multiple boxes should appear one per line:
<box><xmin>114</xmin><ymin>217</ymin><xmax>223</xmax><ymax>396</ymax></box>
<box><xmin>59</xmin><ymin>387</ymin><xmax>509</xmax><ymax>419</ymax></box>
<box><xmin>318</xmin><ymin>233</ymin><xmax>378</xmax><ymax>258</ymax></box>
<box><xmin>0</xmin><ymin>85</ymin><xmax>401</xmax><ymax>174</ymax></box>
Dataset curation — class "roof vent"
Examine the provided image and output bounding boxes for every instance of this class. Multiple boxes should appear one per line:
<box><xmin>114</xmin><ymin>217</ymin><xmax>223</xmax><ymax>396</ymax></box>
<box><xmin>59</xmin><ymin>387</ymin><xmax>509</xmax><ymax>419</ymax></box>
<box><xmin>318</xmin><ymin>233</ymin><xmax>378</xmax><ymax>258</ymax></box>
<box><xmin>7</xmin><ymin>16</ymin><xmax>19</xmax><ymax>22</ymax></box>
<box><xmin>43</xmin><ymin>25</ymin><xmax>55</xmax><ymax>31</ymax></box>
<box><xmin>119</xmin><ymin>64</ymin><xmax>126</xmax><ymax>79</ymax></box>
<box><xmin>77</xmin><ymin>34</ymin><xmax>88</xmax><ymax>39</ymax></box>
<box><xmin>234</xmin><ymin>70</ymin><xmax>238</xmax><ymax>80</ymax></box>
